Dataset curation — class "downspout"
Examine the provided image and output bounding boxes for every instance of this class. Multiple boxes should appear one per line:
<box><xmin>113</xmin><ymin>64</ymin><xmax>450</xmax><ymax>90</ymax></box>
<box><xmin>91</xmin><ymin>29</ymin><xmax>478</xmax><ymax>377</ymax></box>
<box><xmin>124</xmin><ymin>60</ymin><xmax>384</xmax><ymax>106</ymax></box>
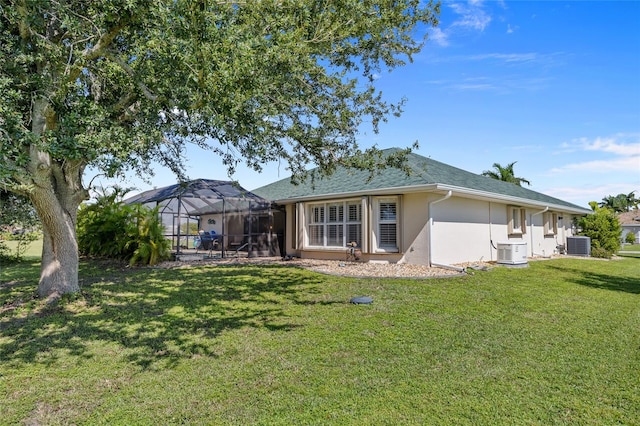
<box><xmin>531</xmin><ymin>206</ymin><xmax>549</xmax><ymax>257</ymax></box>
<box><xmin>428</xmin><ymin>191</ymin><xmax>465</xmax><ymax>272</ymax></box>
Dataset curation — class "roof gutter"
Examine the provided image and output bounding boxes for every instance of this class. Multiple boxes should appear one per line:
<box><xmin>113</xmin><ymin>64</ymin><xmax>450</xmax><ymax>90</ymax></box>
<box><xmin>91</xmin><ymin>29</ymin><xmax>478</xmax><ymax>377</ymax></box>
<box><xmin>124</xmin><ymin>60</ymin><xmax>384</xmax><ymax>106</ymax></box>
<box><xmin>267</xmin><ymin>184</ymin><xmax>440</xmax><ymax>204</ymax></box>
<box><xmin>267</xmin><ymin>183</ymin><xmax>591</xmax><ymax>216</ymax></box>
<box><xmin>433</xmin><ymin>184</ymin><xmax>592</xmax><ymax>215</ymax></box>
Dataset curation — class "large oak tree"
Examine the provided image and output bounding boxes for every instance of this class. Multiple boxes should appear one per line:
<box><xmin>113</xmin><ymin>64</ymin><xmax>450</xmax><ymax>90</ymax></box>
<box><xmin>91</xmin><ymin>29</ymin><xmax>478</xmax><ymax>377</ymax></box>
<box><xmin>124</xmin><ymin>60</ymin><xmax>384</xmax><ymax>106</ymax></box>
<box><xmin>0</xmin><ymin>0</ymin><xmax>439</xmax><ymax>298</ymax></box>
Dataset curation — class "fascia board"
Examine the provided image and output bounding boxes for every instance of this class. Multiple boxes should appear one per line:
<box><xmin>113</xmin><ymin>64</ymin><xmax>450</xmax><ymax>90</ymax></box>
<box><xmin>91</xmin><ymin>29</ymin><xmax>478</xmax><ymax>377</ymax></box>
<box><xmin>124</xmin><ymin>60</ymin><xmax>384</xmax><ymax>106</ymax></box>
<box><xmin>268</xmin><ymin>184</ymin><xmax>440</xmax><ymax>204</ymax></box>
<box><xmin>267</xmin><ymin>182</ymin><xmax>591</xmax><ymax>215</ymax></box>
<box><xmin>434</xmin><ymin>184</ymin><xmax>592</xmax><ymax>215</ymax></box>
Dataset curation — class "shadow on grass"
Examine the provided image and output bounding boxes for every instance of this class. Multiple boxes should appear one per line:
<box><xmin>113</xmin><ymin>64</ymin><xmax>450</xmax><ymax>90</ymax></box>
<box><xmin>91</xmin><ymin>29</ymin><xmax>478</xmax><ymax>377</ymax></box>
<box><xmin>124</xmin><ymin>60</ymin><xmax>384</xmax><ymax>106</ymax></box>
<box><xmin>546</xmin><ymin>264</ymin><xmax>640</xmax><ymax>294</ymax></box>
<box><xmin>0</xmin><ymin>261</ymin><xmax>328</xmax><ymax>369</ymax></box>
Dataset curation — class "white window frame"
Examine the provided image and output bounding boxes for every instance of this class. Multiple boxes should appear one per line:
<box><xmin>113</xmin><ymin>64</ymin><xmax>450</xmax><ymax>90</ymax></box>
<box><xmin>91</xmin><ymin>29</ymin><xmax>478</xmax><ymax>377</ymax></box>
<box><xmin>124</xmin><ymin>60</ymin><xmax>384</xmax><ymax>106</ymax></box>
<box><xmin>374</xmin><ymin>197</ymin><xmax>399</xmax><ymax>253</ymax></box>
<box><xmin>508</xmin><ymin>206</ymin><xmax>527</xmax><ymax>236</ymax></box>
<box><xmin>544</xmin><ymin>212</ymin><xmax>558</xmax><ymax>236</ymax></box>
<box><xmin>305</xmin><ymin>199</ymin><xmax>362</xmax><ymax>249</ymax></box>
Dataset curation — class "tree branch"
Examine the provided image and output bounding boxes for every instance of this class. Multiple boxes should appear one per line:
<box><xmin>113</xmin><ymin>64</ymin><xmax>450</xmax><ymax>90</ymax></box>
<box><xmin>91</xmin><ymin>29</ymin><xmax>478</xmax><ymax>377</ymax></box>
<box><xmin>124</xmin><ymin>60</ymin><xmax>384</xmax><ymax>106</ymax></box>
<box><xmin>105</xmin><ymin>51</ymin><xmax>159</xmax><ymax>102</ymax></box>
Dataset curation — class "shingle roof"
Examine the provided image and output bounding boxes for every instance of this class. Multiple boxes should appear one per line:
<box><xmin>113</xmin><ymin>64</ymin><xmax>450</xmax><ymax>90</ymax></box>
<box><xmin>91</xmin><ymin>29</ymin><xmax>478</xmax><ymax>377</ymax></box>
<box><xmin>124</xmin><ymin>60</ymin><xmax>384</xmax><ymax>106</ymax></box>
<box><xmin>252</xmin><ymin>148</ymin><xmax>591</xmax><ymax>214</ymax></box>
<box><xmin>618</xmin><ymin>210</ymin><xmax>640</xmax><ymax>225</ymax></box>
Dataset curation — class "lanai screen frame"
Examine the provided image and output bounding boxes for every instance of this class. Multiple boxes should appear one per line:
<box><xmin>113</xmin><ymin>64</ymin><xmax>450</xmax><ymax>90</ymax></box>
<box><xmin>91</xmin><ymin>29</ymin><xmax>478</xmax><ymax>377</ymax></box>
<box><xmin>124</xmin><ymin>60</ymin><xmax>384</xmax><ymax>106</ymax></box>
<box><xmin>125</xmin><ymin>179</ymin><xmax>273</xmax><ymax>257</ymax></box>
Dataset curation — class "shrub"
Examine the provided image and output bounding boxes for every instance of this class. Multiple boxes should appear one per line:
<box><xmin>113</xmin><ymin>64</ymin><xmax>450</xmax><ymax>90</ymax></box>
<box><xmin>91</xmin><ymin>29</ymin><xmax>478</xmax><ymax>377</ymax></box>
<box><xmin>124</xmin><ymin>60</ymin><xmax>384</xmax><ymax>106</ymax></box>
<box><xmin>127</xmin><ymin>204</ymin><xmax>171</xmax><ymax>266</ymax></box>
<box><xmin>576</xmin><ymin>207</ymin><xmax>621</xmax><ymax>258</ymax></box>
<box><xmin>591</xmin><ymin>247</ymin><xmax>612</xmax><ymax>259</ymax></box>
<box><xmin>77</xmin><ymin>188</ymin><xmax>170</xmax><ymax>265</ymax></box>
<box><xmin>625</xmin><ymin>232</ymin><xmax>636</xmax><ymax>245</ymax></box>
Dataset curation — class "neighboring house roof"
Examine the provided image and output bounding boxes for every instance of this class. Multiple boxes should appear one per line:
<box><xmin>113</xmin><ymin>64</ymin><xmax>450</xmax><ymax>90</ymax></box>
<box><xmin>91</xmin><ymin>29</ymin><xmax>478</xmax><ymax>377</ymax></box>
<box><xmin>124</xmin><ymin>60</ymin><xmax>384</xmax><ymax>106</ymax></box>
<box><xmin>253</xmin><ymin>148</ymin><xmax>592</xmax><ymax>215</ymax></box>
<box><xmin>618</xmin><ymin>210</ymin><xmax>640</xmax><ymax>225</ymax></box>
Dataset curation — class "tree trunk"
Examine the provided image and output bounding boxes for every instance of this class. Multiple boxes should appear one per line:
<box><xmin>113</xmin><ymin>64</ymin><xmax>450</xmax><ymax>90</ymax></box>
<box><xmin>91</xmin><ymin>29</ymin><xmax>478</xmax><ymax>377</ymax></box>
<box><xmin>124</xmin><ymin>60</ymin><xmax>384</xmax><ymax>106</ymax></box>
<box><xmin>38</xmin><ymin>208</ymin><xmax>80</xmax><ymax>298</ymax></box>
<box><xmin>30</xmin><ymin>181</ymin><xmax>83</xmax><ymax>298</ymax></box>
<box><xmin>27</xmin><ymin>98</ymin><xmax>87</xmax><ymax>298</ymax></box>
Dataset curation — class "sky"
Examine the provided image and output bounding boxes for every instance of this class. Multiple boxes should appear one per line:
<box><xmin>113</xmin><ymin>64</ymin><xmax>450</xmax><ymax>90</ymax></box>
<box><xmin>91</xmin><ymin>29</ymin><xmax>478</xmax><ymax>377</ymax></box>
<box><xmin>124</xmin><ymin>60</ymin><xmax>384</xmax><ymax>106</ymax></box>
<box><xmin>91</xmin><ymin>0</ymin><xmax>640</xmax><ymax>209</ymax></box>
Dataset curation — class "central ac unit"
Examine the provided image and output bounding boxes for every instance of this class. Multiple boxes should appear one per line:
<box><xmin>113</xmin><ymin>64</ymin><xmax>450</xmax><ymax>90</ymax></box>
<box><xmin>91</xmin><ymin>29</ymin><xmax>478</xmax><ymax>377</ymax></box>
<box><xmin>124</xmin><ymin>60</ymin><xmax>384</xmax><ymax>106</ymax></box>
<box><xmin>497</xmin><ymin>241</ymin><xmax>528</xmax><ymax>265</ymax></box>
<box><xmin>566</xmin><ymin>236</ymin><xmax>591</xmax><ymax>256</ymax></box>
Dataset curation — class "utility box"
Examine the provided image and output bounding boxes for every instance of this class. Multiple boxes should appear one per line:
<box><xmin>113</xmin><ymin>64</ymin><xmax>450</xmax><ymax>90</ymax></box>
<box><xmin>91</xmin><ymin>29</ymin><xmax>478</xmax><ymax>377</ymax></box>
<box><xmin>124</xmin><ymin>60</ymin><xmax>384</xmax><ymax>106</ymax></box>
<box><xmin>566</xmin><ymin>236</ymin><xmax>591</xmax><ymax>256</ymax></box>
<box><xmin>497</xmin><ymin>241</ymin><xmax>528</xmax><ymax>265</ymax></box>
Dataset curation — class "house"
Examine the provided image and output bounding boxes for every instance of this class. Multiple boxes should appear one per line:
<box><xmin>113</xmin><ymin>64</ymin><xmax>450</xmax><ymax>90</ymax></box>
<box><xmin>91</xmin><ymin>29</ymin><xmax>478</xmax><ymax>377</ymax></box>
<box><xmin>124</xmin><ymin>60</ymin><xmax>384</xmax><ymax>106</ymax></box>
<box><xmin>619</xmin><ymin>210</ymin><xmax>640</xmax><ymax>244</ymax></box>
<box><xmin>252</xmin><ymin>149</ymin><xmax>592</xmax><ymax>267</ymax></box>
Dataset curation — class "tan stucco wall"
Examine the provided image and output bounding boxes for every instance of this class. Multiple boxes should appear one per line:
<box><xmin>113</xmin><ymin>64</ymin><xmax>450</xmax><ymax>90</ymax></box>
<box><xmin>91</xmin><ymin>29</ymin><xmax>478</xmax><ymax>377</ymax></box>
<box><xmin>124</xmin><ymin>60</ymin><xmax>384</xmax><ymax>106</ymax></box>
<box><xmin>399</xmin><ymin>193</ymin><xmax>429</xmax><ymax>265</ymax></box>
<box><xmin>280</xmin><ymin>193</ymin><xmax>581</xmax><ymax>265</ymax></box>
<box><xmin>428</xmin><ymin>197</ymin><xmax>497</xmax><ymax>264</ymax></box>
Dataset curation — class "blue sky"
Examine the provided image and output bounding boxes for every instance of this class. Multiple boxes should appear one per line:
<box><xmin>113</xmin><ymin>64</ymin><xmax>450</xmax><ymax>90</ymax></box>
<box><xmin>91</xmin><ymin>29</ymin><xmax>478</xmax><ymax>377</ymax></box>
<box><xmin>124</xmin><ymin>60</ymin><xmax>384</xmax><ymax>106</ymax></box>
<box><xmin>94</xmin><ymin>1</ymin><xmax>640</xmax><ymax>208</ymax></box>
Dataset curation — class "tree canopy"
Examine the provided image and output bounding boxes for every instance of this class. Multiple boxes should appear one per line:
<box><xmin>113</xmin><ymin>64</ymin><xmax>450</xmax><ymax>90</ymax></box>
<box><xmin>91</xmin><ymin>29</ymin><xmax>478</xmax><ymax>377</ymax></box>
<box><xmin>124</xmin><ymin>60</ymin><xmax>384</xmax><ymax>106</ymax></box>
<box><xmin>0</xmin><ymin>0</ymin><xmax>440</xmax><ymax>297</ymax></box>
<box><xmin>0</xmin><ymin>190</ymin><xmax>38</xmax><ymax>231</ymax></box>
<box><xmin>577</xmin><ymin>205</ymin><xmax>621</xmax><ymax>258</ymax></box>
<box><xmin>597</xmin><ymin>192</ymin><xmax>639</xmax><ymax>213</ymax></box>
<box><xmin>481</xmin><ymin>162</ymin><xmax>531</xmax><ymax>187</ymax></box>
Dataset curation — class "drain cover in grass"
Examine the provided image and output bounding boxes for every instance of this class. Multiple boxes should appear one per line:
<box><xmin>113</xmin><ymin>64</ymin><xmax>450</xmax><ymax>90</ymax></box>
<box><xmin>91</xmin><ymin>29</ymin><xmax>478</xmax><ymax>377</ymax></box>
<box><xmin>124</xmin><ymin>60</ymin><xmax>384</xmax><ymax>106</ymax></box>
<box><xmin>350</xmin><ymin>296</ymin><xmax>373</xmax><ymax>304</ymax></box>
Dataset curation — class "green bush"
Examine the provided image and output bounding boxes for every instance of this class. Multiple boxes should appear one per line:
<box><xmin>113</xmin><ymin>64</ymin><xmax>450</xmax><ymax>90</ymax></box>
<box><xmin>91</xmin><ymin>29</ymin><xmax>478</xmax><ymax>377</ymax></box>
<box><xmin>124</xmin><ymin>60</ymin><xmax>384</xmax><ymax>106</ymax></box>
<box><xmin>576</xmin><ymin>207</ymin><xmax>621</xmax><ymax>258</ymax></box>
<box><xmin>625</xmin><ymin>232</ymin><xmax>636</xmax><ymax>245</ymax></box>
<box><xmin>591</xmin><ymin>246</ymin><xmax>612</xmax><ymax>259</ymax></box>
<box><xmin>77</xmin><ymin>188</ymin><xmax>170</xmax><ymax>266</ymax></box>
<box><xmin>127</xmin><ymin>204</ymin><xmax>171</xmax><ymax>266</ymax></box>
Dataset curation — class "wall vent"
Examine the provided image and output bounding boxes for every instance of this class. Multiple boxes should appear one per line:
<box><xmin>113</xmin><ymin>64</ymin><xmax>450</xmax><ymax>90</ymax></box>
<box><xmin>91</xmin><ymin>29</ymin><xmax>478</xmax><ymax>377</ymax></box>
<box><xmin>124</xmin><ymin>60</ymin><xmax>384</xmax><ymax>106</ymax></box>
<box><xmin>496</xmin><ymin>242</ymin><xmax>528</xmax><ymax>265</ymax></box>
<box><xmin>566</xmin><ymin>236</ymin><xmax>591</xmax><ymax>256</ymax></box>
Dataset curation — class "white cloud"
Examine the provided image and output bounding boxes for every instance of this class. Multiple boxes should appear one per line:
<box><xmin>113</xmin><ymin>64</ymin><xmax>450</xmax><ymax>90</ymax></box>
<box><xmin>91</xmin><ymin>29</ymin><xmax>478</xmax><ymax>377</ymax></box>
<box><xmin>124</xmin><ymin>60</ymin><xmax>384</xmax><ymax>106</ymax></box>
<box><xmin>560</xmin><ymin>134</ymin><xmax>640</xmax><ymax>156</ymax></box>
<box><xmin>429</xmin><ymin>27</ymin><xmax>449</xmax><ymax>47</ymax></box>
<box><xmin>451</xmin><ymin>83</ymin><xmax>495</xmax><ymax>91</ymax></box>
<box><xmin>544</xmin><ymin>183</ymin><xmax>640</xmax><ymax>207</ymax></box>
<box><xmin>467</xmin><ymin>52</ymin><xmax>539</xmax><ymax>63</ymax></box>
<box><xmin>551</xmin><ymin>134</ymin><xmax>640</xmax><ymax>175</ymax></box>
<box><xmin>542</xmin><ymin>134</ymin><xmax>640</xmax><ymax>207</ymax></box>
<box><xmin>583</xmin><ymin>136</ymin><xmax>640</xmax><ymax>156</ymax></box>
<box><xmin>449</xmin><ymin>2</ymin><xmax>492</xmax><ymax>32</ymax></box>
<box><xmin>549</xmin><ymin>157</ymin><xmax>640</xmax><ymax>174</ymax></box>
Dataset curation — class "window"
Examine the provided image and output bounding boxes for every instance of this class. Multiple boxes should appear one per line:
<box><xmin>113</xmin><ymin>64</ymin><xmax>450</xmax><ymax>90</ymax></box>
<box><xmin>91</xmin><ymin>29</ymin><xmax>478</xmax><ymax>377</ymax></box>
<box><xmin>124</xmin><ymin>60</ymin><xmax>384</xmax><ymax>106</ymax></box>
<box><xmin>508</xmin><ymin>206</ymin><xmax>526</xmax><ymax>235</ymax></box>
<box><xmin>544</xmin><ymin>212</ymin><xmax>557</xmax><ymax>236</ymax></box>
<box><xmin>376</xmin><ymin>198</ymin><xmax>398</xmax><ymax>251</ymax></box>
<box><xmin>308</xmin><ymin>205</ymin><xmax>325</xmax><ymax>246</ymax></box>
<box><xmin>306</xmin><ymin>200</ymin><xmax>361</xmax><ymax>248</ymax></box>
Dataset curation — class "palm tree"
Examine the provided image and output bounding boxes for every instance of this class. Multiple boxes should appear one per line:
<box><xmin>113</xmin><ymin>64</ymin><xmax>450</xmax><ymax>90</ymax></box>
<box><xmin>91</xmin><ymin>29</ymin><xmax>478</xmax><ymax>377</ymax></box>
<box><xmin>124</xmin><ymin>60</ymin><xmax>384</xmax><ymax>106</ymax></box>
<box><xmin>624</xmin><ymin>191</ymin><xmax>639</xmax><ymax>211</ymax></box>
<box><xmin>481</xmin><ymin>162</ymin><xmax>531</xmax><ymax>186</ymax></box>
<box><xmin>599</xmin><ymin>192</ymin><xmax>639</xmax><ymax>213</ymax></box>
<box><xmin>599</xmin><ymin>195</ymin><xmax>618</xmax><ymax>211</ymax></box>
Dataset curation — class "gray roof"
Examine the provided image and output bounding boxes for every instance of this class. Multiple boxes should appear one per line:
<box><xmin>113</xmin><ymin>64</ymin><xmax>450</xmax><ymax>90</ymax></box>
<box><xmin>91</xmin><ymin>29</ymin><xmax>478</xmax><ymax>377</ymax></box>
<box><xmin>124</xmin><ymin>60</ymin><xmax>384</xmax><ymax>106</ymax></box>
<box><xmin>253</xmin><ymin>149</ymin><xmax>592</xmax><ymax>214</ymax></box>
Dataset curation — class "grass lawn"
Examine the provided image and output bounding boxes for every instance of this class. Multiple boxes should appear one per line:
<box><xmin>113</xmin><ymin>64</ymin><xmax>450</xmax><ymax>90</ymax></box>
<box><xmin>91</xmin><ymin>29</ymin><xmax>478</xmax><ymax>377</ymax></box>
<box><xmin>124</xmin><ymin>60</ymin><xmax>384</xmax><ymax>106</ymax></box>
<box><xmin>1</xmin><ymin>257</ymin><xmax>638</xmax><ymax>425</ymax></box>
<box><xmin>1</xmin><ymin>237</ymin><xmax>43</xmax><ymax>259</ymax></box>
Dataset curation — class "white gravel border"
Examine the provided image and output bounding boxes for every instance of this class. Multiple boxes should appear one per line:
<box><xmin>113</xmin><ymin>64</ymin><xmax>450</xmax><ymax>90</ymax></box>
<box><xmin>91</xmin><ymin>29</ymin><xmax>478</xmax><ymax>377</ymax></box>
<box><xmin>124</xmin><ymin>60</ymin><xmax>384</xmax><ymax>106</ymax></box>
<box><xmin>156</xmin><ymin>256</ymin><xmax>471</xmax><ymax>278</ymax></box>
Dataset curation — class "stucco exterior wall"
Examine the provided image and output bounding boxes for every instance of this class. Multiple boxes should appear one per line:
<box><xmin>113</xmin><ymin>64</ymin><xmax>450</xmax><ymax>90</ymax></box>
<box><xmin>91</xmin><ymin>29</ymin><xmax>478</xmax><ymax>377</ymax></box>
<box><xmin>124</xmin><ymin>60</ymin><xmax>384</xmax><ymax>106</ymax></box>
<box><xmin>400</xmin><ymin>193</ymin><xmax>430</xmax><ymax>265</ymax></box>
<box><xmin>622</xmin><ymin>225</ymin><xmax>640</xmax><ymax>243</ymax></box>
<box><xmin>429</xmin><ymin>197</ymin><xmax>496</xmax><ymax>265</ymax></box>
<box><xmin>280</xmin><ymin>192</ymin><xmax>584</xmax><ymax>265</ymax></box>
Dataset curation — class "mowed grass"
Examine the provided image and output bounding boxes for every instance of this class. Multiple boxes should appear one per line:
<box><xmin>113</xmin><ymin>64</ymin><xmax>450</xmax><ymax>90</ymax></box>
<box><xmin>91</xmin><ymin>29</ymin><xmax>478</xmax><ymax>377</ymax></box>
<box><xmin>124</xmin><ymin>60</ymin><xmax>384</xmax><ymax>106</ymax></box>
<box><xmin>0</xmin><ymin>257</ymin><xmax>638</xmax><ymax>425</ymax></box>
<box><xmin>1</xmin><ymin>237</ymin><xmax>43</xmax><ymax>259</ymax></box>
